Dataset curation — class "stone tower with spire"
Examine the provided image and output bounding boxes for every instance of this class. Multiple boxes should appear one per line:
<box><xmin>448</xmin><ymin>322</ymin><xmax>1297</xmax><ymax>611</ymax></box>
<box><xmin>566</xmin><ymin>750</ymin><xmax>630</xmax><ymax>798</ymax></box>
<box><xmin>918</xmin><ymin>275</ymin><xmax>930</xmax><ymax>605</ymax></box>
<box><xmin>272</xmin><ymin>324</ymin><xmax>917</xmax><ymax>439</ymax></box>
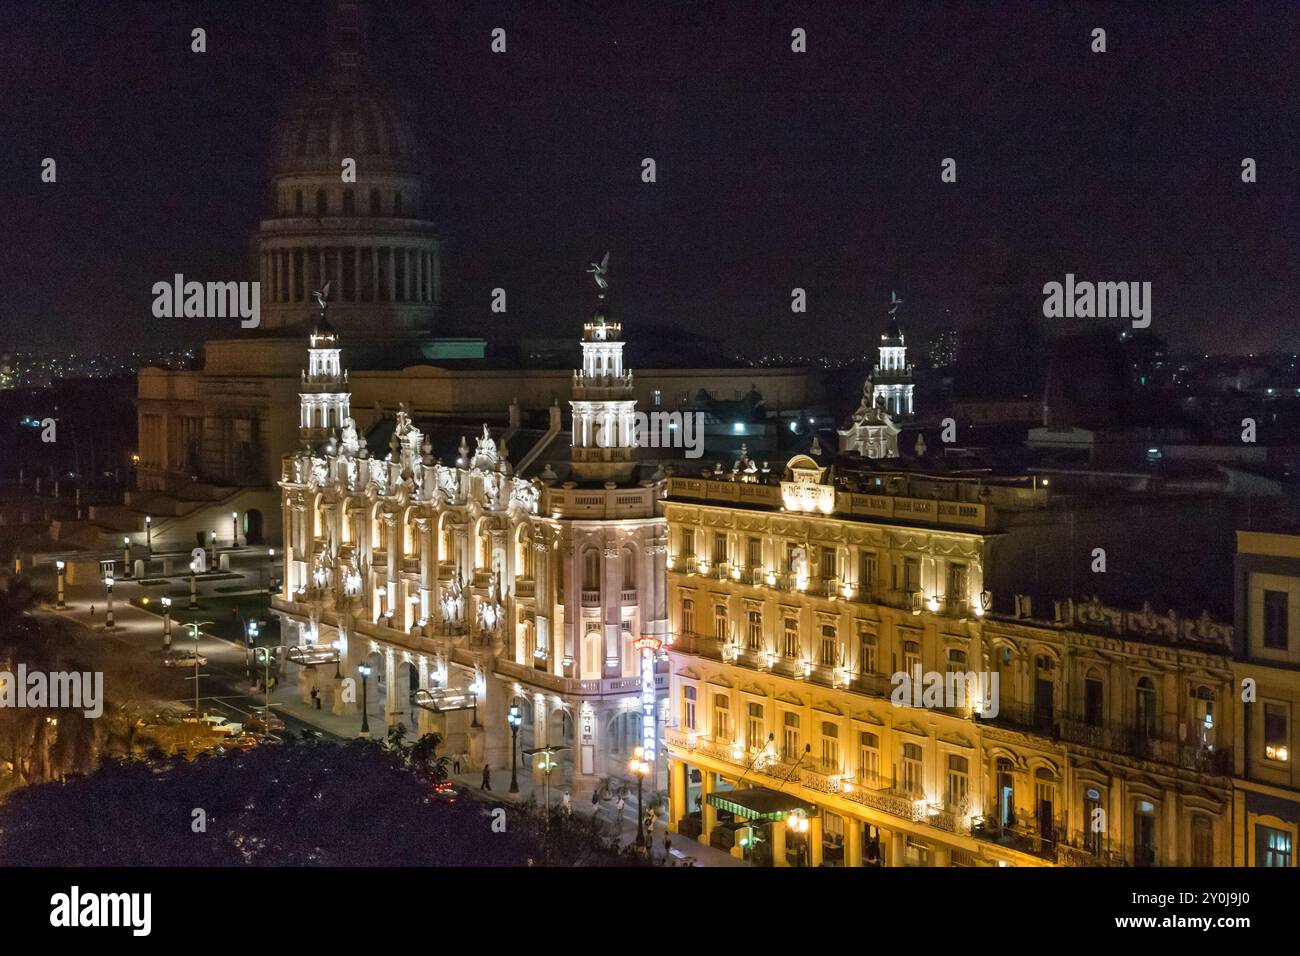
<box><xmin>569</xmin><ymin>253</ymin><xmax>639</xmax><ymax>483</ymax></box>
<box><xmin>299</xmin><ymin>285</ymin><xmax>352</xmax><ymax>447</ymax></box>
<box><xmin>871</xmin><ymin>291</ymin><xmax>915</xmax><ymax>419</ymax></box>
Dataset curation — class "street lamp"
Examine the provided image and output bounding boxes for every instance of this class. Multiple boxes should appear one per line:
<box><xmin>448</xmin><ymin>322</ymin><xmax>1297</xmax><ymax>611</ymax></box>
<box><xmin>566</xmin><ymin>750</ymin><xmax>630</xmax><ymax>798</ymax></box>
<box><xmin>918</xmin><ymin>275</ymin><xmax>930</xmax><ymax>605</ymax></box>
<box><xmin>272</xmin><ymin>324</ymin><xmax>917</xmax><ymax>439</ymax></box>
<box><xmin>253</xmin><ymin>645</ymin><xmax>273</xmax><ymax>713</ymax></box>
<box><xmin>55</xmin><ymin>560</ymin><xmax>65</xmax><ymax>609</ymax></box>
<box><xmin>231</xmin><ymin>511</ymin><xmax>239</xmax><ymax>548</ymax></box>
<box><xmin>189</xmin><ymin>557</ymin><xmax>199</xmax><ymax>609</ymax></box>
<box><xmin>630</xmin><ymin>745</ymin><xmax>651</xmax><ymax>849</ymax></box>
<box><xmin>209</xmin><ymin>530</ymin><xmax>217</xmax><ymax>568</ymax></box>
<box><xmin>160</xmin><ymin>595</ymin><xmax>172</xmax><ymax>650</ymax></box>
<box><xmin>358</xmin><ymin>662</ymin><xmax>372</xmax><ymax>737</ymax></box>
<box><xmin>787</xmin><ymin>810</ymin><xmax>810</xmax><ymax>867</ymax></box>
<box><xmin>145</xmin><ymin>515</ymin><xmax>152</xmax><ymax>558</ymax></box>
<box><xmin>184</xmin><ymin>621</ymin><xmax>213</xmax><ymax>714</ymax></box>
<box><xmin>122</xmin><ymin>536</ymin><xmax>131</xmax><ymax>578</ymax></box>
<box><xmin>267</xmin><ymin>548</ymin><xmax>276</xmax><ymax>594</ymax></box>
<box><xmin>507</xmin><ymin>704</ymin><xmax>522</xmax><ymax>793</ymax></box>
<box><xmin>103</xmin><ymin>574</ymin><xmax>115</xmax><ymax>631</ymax></box>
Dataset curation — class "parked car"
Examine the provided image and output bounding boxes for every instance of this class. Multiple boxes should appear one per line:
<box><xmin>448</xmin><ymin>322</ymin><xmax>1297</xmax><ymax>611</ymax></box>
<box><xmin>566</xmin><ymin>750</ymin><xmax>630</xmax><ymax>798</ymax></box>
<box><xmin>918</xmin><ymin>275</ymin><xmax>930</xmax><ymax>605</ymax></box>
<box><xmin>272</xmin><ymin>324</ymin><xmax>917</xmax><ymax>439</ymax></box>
<box><xmin>245</xmin><ymin>710</ymin><xmax>285</xmax><ymax>733</ymax></box>
<box><xmin>164</xmin><ymin>651</ymin><xmax>207</xmax><ymax>668</ymax></box>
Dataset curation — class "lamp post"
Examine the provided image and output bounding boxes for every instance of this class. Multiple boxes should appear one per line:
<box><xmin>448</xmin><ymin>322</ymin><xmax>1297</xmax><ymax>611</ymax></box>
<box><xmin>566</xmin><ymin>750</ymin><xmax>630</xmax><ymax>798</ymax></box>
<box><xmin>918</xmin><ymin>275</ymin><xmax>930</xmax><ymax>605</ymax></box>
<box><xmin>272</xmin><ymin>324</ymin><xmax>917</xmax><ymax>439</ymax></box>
<box><xmin>55</xmin><ymin>560</ymin><xmax>65</xmax><ymax>609</ymax></box>
<box><xmin>185</xmin><ymin>621</ymin><xmax>213</xmax><ymax>714</ymax></box>
<box><xmin>122</xmin><ymin>536</ymin><xmax>131</xmax><ymax>578</ymax></box>
<box><xmin>209</xmin><ymin>530</ymin><xmax>217</xmax><ymax>569</ymax></box>
<box><xmin>631</xmin><ymin>745</ymin><xmax>650</xmax><ymax>849</ymax></box>
<box><xmin>104</xmin><ymin>574</ymin><xmax>115</xmax><ymax>631</ymax></box>
<box><xmin>507</xmin><ymin>704</ymin><xmax>521</xmax><ymax>793</ymax></box>
<box><xmin>231</xmin><ymin>511</ymin><xmax>239</xmax><ymax>548</ymax></box>
<box><xmin>254</xmin><ymin>645</ymin><xmax>272</xmax><ymax>713</ymax></box>
<box><xmin>189</xmin><ymin>558</ymin><xmax>199</xmax><ymax>609</ymax></box>
<box><xmin>145</xmin><ymin>515</ymin><xmax>152</xmax><ymax>558</ymax></box>
<box><xmin>358</xmin><ymin>662</ymin><xmax>372</xmax><ymax>737</ymax></box>
<box><xmin>161</xmin><ymin>596</ymin><xmax>172</xmax><ymax>650</ymax></box>
<box><xmin>267</xmin><ymin>548</ymin><xmax>276</xmax><ymax>594</ymax></box>
<box><xmin>787</xmin><ymin>810</ymin><xmax>810</xmax><ymax>867</ymax></box>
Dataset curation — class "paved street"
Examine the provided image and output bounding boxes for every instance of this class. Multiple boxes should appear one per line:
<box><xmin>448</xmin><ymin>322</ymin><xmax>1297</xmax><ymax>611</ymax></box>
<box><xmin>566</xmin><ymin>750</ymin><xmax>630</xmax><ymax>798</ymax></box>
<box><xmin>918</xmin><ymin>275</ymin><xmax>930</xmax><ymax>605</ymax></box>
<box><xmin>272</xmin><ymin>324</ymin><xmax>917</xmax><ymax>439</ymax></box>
<box><xmin>38</xmin><ymin>552</ymin><xmax>744</xmax><ymax>866</ymax></box>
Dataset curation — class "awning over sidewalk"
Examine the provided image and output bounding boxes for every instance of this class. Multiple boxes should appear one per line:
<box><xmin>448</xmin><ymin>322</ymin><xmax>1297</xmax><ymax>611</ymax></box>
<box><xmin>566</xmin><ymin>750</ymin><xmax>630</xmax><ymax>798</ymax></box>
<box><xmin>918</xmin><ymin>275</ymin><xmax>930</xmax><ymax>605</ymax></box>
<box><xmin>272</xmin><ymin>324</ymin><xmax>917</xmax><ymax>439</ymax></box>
<box><xmin>707</xmin><ymin>787</ymin><xmax>818</xmax><ymax>822</ymax></box>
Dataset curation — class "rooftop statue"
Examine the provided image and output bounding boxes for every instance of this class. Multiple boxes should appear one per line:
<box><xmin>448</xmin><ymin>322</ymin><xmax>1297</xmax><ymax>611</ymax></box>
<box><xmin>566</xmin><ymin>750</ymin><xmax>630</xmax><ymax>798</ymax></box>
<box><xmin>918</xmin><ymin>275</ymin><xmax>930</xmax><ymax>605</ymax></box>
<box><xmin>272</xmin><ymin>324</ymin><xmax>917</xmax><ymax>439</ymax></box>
<box><xmin>587</xmin><ymin>251</ymin><xmax>610</xmax><ymax>292</ymax></box>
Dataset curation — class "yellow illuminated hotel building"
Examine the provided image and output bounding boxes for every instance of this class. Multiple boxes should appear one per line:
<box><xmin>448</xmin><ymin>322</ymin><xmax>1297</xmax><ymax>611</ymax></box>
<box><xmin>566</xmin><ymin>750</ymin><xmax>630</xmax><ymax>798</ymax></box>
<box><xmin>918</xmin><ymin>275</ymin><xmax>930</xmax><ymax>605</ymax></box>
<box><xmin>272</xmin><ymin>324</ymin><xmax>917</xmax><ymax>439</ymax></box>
<box><xmin>662</xmin><ymin>453</ymin><xmax>1249</xmax><ymax>867</ymax></box>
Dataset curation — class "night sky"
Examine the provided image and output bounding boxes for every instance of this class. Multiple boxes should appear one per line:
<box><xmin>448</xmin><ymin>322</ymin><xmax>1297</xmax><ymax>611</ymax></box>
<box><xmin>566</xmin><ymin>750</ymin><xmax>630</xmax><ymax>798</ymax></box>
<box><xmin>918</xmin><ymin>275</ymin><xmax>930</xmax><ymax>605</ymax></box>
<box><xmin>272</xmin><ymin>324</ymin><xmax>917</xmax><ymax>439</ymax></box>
<box><xmin>2</xmin><ymin>0</ymin><xmax>1298</xmax><ymax>356</ymax></box>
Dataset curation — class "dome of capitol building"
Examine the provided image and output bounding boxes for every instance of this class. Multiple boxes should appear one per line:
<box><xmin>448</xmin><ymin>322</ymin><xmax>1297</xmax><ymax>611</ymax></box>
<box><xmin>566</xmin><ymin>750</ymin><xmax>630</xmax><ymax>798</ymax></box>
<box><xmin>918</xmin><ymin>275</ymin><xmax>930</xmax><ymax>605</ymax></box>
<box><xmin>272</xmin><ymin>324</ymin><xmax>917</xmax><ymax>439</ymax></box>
<box><xmin>256</xmin><ymin>0</ymin><xmax>440</xmax><ymax>337</ymax></box>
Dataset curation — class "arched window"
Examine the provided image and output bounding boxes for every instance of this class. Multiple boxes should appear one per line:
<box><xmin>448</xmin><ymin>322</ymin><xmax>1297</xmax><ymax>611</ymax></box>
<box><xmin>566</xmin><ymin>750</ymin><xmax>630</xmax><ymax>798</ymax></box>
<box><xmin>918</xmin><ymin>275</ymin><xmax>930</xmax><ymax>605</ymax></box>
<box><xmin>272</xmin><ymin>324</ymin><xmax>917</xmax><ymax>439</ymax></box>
<box><xmin>1189</xmin><ymin>685</ymin><xmax>1217</xmax><ymax>750</ymax></box>
<box><xmin>820</xmin><ymin>624</ymin><xmax>837</xmax><ymax>665</ymax></box>
<box><xmin>342</xmin><ymin>189</ymin><xmax>355</xmax><ymax>216</ymax></box>
<box><xmin>1192</xmin><ymin>814</ymin><xmax>1214</xmax><ymax>866</ymax></box>
<box><xmin>900</xmin><ymin>743</ymin><xmax>923</xmax><ymax>796</ymax></box>
<box><xmin>582</xmin><ymin>549</ymin><xmax>600</xmax><ymax>590</ymax></box>
<box><xmin>621</xmin><ymin>545</ymin><xmax>635</xmax><ymax>590</ymax></box>
<box><xmin>782</xmin><ymin>712</ymin><xmax>801</xmax><ymax>759</ymax></box>
<box><xmin>946</xmin><ymin>754</ymin><xmax>969</xmax><ymax>807</ymax></box>
<box><xmin>1135</xmin><ymin>677</ymin><xmax>1158</xmax><ymax>738</ymax></box>
<box><xmin>681</xmin><ymin>598</ymin><xmax>695</xmax><ymax>635</ymax></box>
<box><xmin>682</xmin><ymin>686</ymin><xmax>697</xmax><ymax>730</ymax></box>
<box><xmin>1084</xmin><ymin>667</ymin><xmax>1105</xmax><ymax>727</ymax></box>
<box><xmin>858</xmin><ymin>731</ymin><xmax>880</xmax><ymax>787</ymax></box>
<box><xmin>820</xmin><ymin>721</ymin><xmax>839</xmax><ymax>770</ymax></box>
<box><xmin>1035</xmin><ymin>767</ymin><xmax>1057</xmax><ymax>842</ymax></box>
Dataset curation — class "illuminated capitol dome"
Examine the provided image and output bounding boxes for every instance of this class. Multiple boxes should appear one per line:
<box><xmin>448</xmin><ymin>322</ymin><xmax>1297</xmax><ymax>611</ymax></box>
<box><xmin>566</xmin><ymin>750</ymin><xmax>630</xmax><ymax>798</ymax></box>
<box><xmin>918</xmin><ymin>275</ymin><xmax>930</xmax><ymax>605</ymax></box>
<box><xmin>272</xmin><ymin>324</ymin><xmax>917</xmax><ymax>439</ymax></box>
<box><xmin>255</xmin><ymin>0</ymin><xmax>441</xmax><ymax>337</ymax></box>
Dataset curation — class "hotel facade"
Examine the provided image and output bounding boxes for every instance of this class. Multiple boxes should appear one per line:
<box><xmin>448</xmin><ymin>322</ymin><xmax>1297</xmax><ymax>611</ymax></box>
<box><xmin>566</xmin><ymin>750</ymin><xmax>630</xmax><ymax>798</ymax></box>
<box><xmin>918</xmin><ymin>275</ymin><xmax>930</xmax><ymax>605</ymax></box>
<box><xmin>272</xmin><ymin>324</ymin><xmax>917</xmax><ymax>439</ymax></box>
<box><xmin>662</xmin><ymin>456</ymin><xmax>1242</xmax><ymax>866</ymax></box>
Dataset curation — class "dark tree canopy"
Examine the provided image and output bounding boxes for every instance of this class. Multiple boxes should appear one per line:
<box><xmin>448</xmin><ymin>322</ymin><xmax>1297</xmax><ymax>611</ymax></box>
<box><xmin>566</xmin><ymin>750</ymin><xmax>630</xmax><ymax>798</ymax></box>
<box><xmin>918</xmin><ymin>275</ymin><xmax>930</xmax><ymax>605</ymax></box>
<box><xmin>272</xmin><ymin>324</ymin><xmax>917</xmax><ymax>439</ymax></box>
<box><xmin>0</xmin><ymin>739</ymin><xmax>643</xmax><ymax>867</ymax></box>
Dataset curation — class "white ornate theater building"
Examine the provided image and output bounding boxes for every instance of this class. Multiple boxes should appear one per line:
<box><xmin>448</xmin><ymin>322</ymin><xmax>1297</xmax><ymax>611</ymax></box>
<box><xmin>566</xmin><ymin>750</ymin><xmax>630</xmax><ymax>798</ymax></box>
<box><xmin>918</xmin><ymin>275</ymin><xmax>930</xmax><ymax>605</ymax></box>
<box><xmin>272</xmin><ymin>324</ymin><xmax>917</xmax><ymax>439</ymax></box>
<box><xmin>272</xmin><ymin>279</ymin><xmax>671</xmax><ymax>794</ymax></box>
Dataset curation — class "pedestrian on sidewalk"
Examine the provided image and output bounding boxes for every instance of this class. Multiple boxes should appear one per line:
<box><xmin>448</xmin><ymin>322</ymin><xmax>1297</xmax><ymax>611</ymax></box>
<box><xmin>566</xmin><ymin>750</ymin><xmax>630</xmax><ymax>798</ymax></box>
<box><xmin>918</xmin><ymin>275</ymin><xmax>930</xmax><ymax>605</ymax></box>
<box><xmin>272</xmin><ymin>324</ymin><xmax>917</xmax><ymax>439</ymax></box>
<box><xmin>311</xmin><ymin>686</ymin><xmax>321</xmax><ymax>710</ymax></box>
<box><xmin>591</xmin><ymin>789</ymin><xmax>600</xmax><ymax>814</ymax></box>
<box><xmin>615</xmin><ymin>795</ymin><xmax>625</xmax><ymax>832</ymax></box>
<box><xmin>452</xmin><ymin>752</ymin><xmax>461</xmax><ymax>774</ymax></box>
<box><xmin>561</xmin><ymin>791</ymin><xmax>571</xmax><ymax>816</ymax></box>
<box><xmin>89</xmin><ymin>605</ymin><xmax>95</xmax><ymax>618</ymax></box>
<box><xmin>480</xmin><ymin>763</ymin><xmax>491</xmax><ymax>791</ymax></box>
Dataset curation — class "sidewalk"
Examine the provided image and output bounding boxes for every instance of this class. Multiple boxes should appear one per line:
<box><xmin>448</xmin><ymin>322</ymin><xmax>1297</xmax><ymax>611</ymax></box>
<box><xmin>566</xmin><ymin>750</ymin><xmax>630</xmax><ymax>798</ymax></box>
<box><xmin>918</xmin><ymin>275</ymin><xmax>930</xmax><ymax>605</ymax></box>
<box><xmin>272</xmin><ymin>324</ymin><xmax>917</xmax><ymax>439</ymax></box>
<box><xmin>447</xmin><ymin>764</ymin><xmax>747</xmax><ymax>867</ymax></box>
<box><xmin>264</xmin><ymin>690</ymin><xmax>745</xmax><ymax>865</ymax></box>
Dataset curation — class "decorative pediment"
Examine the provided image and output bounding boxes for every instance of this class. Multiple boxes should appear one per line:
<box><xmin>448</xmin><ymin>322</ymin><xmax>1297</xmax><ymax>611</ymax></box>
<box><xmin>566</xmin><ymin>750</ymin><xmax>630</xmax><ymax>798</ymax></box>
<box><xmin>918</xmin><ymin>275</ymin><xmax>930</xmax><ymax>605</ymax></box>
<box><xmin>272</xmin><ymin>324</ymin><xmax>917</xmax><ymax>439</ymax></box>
<box><xmin>893</xmin><ymin>720</ymin><xmax>928</xmax><ymax>738</ymax></box>
<box><xmin>706</xmin><ymin>673</ymin><xmax>734</xmax><ymax>689</ymax></box>
<box><xmin>938</xmin><ymin>732</ymin><xmax>973</xmax><ymax>749</ymax></box>
<box><xmin>812</xmin><ymin>700</ymin><xmax>844</xmax><ymax>717</ymax></box>
<box><xmin>675</xmin><ymin>666</ymin><xmax>701</xmax><ymax>682</ymax></box>
<box><xmin>774</xmin><ymin>690</ymin><xmax>804</xmax><ymax>707</ymax></box>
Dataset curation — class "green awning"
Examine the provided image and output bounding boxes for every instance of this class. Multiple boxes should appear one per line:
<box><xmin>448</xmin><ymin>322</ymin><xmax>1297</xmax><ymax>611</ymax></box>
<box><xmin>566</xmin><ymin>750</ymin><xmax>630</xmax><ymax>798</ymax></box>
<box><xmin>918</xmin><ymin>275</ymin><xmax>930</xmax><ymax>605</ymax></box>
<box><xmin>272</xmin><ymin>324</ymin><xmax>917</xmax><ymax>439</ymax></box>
<box><xmin>707</xmin><ymin>787</ymin><xmax>818</xmax><ymax>822</ymax></box>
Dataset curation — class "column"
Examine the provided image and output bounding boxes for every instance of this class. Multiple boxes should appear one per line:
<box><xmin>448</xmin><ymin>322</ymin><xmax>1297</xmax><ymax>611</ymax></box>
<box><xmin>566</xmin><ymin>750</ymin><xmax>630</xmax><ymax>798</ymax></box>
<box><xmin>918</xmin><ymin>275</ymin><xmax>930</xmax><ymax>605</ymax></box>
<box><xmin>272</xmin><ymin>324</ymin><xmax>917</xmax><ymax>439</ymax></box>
<box><xmin>370</xmin><ymin>246</ymin><xmax>379</xmax><ymax>301</ymax></box>
<box><xmin>384</xmin><ymin>514</ymin><xmax>398</xmax><ymax>620</ymax></box>
<box><xmin>433</xmin><ymin>246</ymin><xmax>441</xmax><ymax>303</ymax></box>
<box><xmin>808</xmin><ymin>814</ymin><xmax>824</xmax><ymax>867</ymax></box>
<box><xmin>889</xmin><ymin>829</ymin><xmax>905</xmax><ymax>867</ymax></box>
<box><xmin>700</xmin><ymin>769</ymin><xmax>716</xmax><ymax>846</ymax></box>
<box><xmin>668</xmin><ymin>759</ymin><xmax>687</xmax><ymax>833</ymax></box>
<box><xmin>846</xmin><ymin>818</ymin><xmax>863</xmax><ymax>867</ymax></box>
<box><xmin>387</xmin><ymin>247</ymin><xmax>397</xmax><ymax>301</ymax></box>
<box><xmin>288</xmin><ymin>247</ymin><xmax>296</xmax><ymax>302</ymax></box>
<box><xmin>771</xmin><ymin>820</ymin><xmax>788</xmax><ymax>867</ymax></box>
<box><xmin>383</xmin><ymin>649</ymin><xmax>399</xmax><ymax>727</ymax></box>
